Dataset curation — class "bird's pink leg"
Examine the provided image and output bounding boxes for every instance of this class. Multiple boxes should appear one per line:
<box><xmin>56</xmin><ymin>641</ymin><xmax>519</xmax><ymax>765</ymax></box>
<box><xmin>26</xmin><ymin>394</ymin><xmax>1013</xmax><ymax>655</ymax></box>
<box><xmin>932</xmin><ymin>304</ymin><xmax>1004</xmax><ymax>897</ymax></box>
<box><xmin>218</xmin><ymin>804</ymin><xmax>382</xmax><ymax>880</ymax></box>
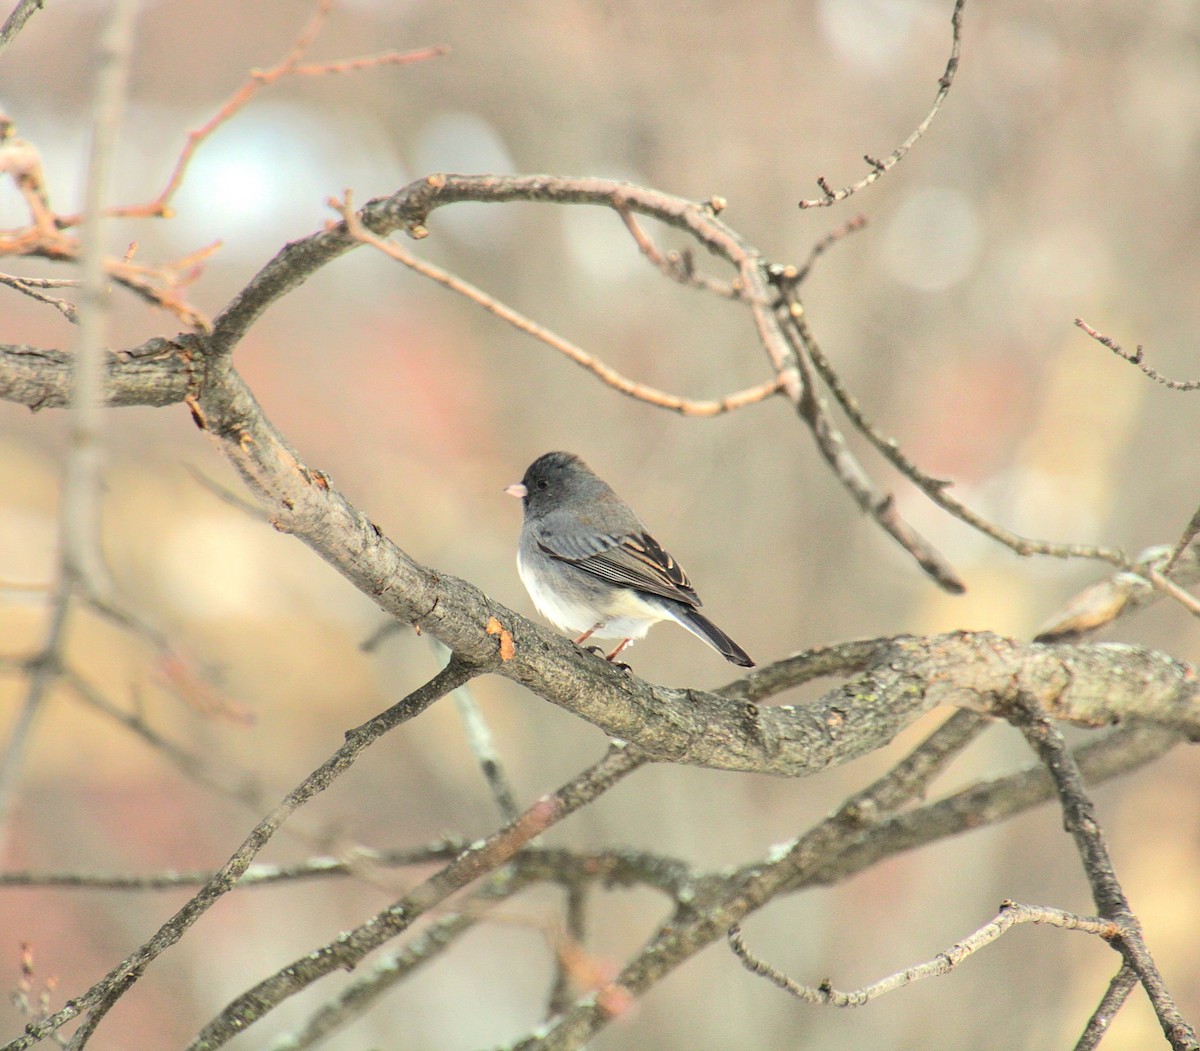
<box><xmin>574</xmin><ymin>624</ymin><xmax>601</xmax><ymax>645</ymax></box>
<box><xmin>605</xmin><ymin>638</ymin><xmax>633</xmax><ymax>662</ymax></box>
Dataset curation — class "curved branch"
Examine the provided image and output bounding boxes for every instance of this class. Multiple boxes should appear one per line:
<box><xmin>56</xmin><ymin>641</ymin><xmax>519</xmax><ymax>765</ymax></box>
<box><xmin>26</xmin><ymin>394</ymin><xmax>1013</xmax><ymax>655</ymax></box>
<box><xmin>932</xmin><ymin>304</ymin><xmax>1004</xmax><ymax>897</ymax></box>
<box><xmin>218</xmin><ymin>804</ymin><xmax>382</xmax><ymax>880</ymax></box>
<box><xmin>1</xmin><ymin>328</ymin><xmax>1196</xmax><ymax>777</ymax></box>
<box><xmin>798</xmin><ymin>0</ymin><xmax>965</xmax><ymax>209</ymax></box>
<box><xmin>130</xmin><ymin>350</ymin><xmax>1200</xmax><ymax>774</ymax></box>
<box><xmin>0</xmin><ymin>0</ymin><xmax>46</xmax><ymax>55</ymax></box>
<box><xmin>0</xmin><ymin>172</ymin><xmax>976</xmax><ymax>590</ymax></box>
<box><xmin>337</xmin><ymin>194</ymin><xmax>782</xmax><ymax>417</ymax></box>
<box><xmin>1076</xmin><ymin>318</ymin><xmax>1200</xmax><ymax>392</ymax></box>
<box><xmin>729</xmin><ymin>902</ymin><xmax>1119</xmax><ymax>1006</ymax></box>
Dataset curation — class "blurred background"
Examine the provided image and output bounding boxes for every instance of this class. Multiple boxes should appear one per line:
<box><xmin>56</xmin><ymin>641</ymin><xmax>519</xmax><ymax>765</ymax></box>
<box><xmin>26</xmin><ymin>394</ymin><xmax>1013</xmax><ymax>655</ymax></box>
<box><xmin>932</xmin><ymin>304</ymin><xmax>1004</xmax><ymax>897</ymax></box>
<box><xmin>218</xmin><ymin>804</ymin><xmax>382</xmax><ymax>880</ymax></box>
<box><xmin>1</xmin><ymin>0</ymin><xmax>1199</xmax><ymax>1048</ymax></box>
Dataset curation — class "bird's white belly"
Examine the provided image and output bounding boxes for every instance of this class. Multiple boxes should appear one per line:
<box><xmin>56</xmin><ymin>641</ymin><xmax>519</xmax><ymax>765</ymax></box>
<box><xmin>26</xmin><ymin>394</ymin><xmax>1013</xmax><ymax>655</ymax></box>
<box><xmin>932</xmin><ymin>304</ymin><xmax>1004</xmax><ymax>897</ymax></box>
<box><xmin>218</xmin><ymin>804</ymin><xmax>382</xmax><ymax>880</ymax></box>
<box><xmin>517</xmin><ymin>551</ymin><xmax>666</xmax><ymax>641</ymax></box>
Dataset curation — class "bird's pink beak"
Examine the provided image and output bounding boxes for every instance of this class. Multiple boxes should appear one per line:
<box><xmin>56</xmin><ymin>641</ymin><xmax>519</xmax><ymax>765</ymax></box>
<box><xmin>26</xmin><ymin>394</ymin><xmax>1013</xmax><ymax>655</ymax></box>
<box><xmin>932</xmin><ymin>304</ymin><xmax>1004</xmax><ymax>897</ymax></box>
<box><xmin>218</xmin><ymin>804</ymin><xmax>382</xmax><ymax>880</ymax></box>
<box><xmin>504</xmin><ymin>483</ymin><xmax>527</xmax><ymax>498</ymax></box>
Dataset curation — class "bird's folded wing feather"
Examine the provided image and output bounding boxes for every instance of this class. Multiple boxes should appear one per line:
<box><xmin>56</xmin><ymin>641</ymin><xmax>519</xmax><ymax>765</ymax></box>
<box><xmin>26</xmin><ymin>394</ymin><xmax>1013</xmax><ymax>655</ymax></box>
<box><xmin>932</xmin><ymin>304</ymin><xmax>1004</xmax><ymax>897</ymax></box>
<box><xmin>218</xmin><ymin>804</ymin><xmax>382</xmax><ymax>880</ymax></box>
<box><xmin>535</xmin><ymin>527</ymin><xmax>701</xmax><ymax>607</ymax></box>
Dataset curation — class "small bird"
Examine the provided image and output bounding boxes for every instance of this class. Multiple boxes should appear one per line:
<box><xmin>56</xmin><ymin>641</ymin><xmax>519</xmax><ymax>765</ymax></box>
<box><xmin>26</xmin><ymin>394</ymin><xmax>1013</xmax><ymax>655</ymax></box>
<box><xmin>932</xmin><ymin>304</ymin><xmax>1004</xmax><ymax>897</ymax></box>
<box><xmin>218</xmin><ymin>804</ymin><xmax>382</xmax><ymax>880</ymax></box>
<box><xmin>505</xmin><ymin>451</ymin><xmax>754</xmax><ymax>667</ymax></box>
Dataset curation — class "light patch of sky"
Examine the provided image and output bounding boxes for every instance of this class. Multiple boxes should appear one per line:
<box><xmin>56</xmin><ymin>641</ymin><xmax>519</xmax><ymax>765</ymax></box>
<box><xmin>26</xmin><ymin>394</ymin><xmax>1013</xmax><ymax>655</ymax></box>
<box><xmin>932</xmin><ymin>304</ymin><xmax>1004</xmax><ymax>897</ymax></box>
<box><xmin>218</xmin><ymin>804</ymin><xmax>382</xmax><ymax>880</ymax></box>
<box><xmin>0</xmin><ymin>101</ymin><xmax>88</xmax><ymax>225</ymax></box>
<box><xmin>158</xmin><ymin>511</ymin><xmax>373</xmax><ymax>626</ymax></box>
<box><xmin>0</xmin><ymin>96</ymin><xmax>409</xmax><ymax>261</ymax></box>
<box><xmin>560</xmin><ymin>199</ymin><xmax>650</xmax><ymax>287</ymax></box>
<box><xmin>408</xmin><ymin>111</ymin><xmax>519</xmax><ymax>249</ymax></box>
<box><xmin>0</xmin><ymin>506</ymin><xmax>56</xmax><ymax>588</ymax></box>
<box><xmin>816</xmin><ymin>0</ymin><xmax>925</xmax><ymax>70</ymax></box>
<box><xmin>159</xmin><ymin>514</ymin><xmax>291</xmax><ymax>619</ymax></box>
<box><xmin>879</xmin><ymin>187</ymin><xmax>982</xmax><ymax>292</ymax></box>
<box><xmin>168</xmin><ymin>100</ymin><xmax>408</xmax><ymax>256</ymax></box>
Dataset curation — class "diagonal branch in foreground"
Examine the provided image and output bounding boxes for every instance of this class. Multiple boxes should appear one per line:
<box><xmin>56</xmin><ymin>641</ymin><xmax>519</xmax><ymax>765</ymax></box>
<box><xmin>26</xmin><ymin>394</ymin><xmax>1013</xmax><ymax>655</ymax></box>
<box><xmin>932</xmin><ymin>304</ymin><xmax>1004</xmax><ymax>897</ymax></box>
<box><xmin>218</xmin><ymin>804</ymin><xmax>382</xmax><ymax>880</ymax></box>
<box><xmin>185</xmin><ymin>742</ymin><xmax>649</xmax><ymax>1051</ymax></box>
<box><xmin>158</xmin><ymin>356</ymin><xmax>1200</xmax><ymax>772</ymax></box>
<box><xmin>4</xmin><ymin>658</ymin><xmax>478</xmax><ymax>1051</ymax></box>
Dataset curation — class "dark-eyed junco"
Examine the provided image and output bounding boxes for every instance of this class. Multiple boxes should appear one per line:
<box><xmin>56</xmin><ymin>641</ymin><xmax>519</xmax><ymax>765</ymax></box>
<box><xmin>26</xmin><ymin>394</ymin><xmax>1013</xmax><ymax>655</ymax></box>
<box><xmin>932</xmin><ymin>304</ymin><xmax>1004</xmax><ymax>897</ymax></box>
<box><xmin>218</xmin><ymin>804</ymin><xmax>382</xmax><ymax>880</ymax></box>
<box><xmin>505</xmin><ymin>451</ymin><xmax>754</xmax><ymax>667</ymax></box>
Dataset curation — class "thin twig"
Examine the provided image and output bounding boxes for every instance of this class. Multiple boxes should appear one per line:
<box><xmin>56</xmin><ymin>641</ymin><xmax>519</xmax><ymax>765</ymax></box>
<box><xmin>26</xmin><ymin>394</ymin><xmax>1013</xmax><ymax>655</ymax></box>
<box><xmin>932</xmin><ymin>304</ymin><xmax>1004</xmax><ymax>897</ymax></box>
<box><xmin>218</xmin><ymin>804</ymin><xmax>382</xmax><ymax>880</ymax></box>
<box><xmin>1076</xmin><ymin>318</ymin><xmax>1200</xmax><ymax>392</ymax></box>
<box><xmin>794</xmin><ymin>295</ymin><xmax>1200</xmax><ymax>621</ymax></box>
<box><xmin>0</xmin><ymin>589</ymin><xmax>70</xmax><ymax>844</ymax></box>
<box><xmin>612</xmin><ymin>198</ymin><xmax>740</xmax><ymax>297</ymax></box>
<box><xmin>787</xmin><ymin>214</ymin><xmax>868</xmax><ymax>285</ymax></box>
<box><xmin>1144</xmin><ymin>566</ymin><xmax>1200</xmax><ymax>620</ymax></box>
<box><xmin>547</xmin><ymin>881</ymin><xmax>590</xmax><ymax>1018</ymax></box>
<box><xmin>777</xmin><ymin>298</ymin><xmax>965</xmax><ymax>592</ymax></box>
<box><xmin>1164</xmin><ymin>504</ymin><xmax>1200</xmax><ymax>574</ymax></box>
<box><xmin>265</xmin><ymin>877</ymin><xmax>517</xmax><ymax>1051</ymax></box>
<box><xmin>9</xmin><ymin>942</ymin><xmax>69</xmax><ymax>1050</ymax></box>
<box><xmin>441</xmin><ymin>641</ymin><xmax>520</xmax><ymax>822</ymax></box>
<box><xmin>789</xmin><ymin>293</ymin><xmax>1130</xmax><ymax>566</ymax></box>
<box><xmin>0</xmin><ymin>842</ymin><xmax>468</xmax><ymax>890</ymax></box>
<box><xmin>799</xmin><ymin>0</ymin><xmax>964</xmax><ymax>208</ymax></box>
<box><xmin>729</xmin><ymin>902</ymin><xmax>1119</xmax><ymax>1006</ymax></box>
<box><xmin>0</xmin><ymin>0</ymin><xmax>139</xmax><ymax>852</ymax></box>
<box><xmin>336</xmin><ymin>193</ymin><xmax>782</xmax><ymax>418</ymax></box>
<box><xmin>0</xmin><ymin>844</ymin><xmax>699</xmax><ymax>900</ymax></box>
<box><xmin>72</xmin><ymin>1</ymin><xmax>446</xmax><ymax>223</ymax></box>
<box><xmin>1034</xmin><ymin>543</ymin><xmax>1200</xmax><ymax>642</ymax></box>
<box><xmin>0</xmin><ymin>273</ymin><xmax>79</xmax><ymax>288</ymax></box>
<box><xmin>182</xmin><ymin>461</ymin><xmax>272</xmax><ymax>521</ymax></box>
<box><xmin>0</xmin><ymin>272</ymin><xmax>78</xmax><ymax>321</ymax></box>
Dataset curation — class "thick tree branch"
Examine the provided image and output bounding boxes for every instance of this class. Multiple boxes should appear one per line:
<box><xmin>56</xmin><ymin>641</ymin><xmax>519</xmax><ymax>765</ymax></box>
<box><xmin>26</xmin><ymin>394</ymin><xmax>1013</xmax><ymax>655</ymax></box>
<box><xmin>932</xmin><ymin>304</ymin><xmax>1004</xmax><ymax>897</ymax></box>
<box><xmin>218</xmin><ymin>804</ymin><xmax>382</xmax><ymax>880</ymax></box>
<box><xmin>0</xmin><ymin>337</ymin><xmax>201</xmax><ymax>409</ymax></box>
<box><xmin>181</xmin><ymin>342</ymin><xmax>1200</xmax><ymax>774</ymax></box>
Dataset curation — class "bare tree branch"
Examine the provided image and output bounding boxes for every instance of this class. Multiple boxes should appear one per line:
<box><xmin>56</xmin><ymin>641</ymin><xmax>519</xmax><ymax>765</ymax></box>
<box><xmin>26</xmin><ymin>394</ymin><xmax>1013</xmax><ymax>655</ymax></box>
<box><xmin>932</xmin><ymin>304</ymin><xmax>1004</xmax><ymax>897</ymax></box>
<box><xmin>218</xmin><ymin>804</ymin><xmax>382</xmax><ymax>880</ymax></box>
<box><xmin>337</xmin><ymin>192</ymin><xmax>783</xmax><ymax>417</ymax></box>
<box><xmin>186</xmin><ymin>742</ymin><xmax>649</xmax><ymax>1051</ymax></box>
<box><xmin>0</xmin><ymin>0</ymin><xmax>139</xmax><ymax>847</ymax></box>
<box><xmin>0</xmin><ymin>337</ymin><xmax>200</xmax><ymax>409</ymax></box>
<box><xmin>1004</xmin><ymin>698</ymin><xmax>1198</xmax><ymax>1050</ymax></box>
<box><xmin>5</xmin><ymin>658</ymin><xmax>479</xmax><ymax>1051</ymax></box>
<box><xmin>1076</xmin><ymin>318</ymin><xmax>1200</xmax><ymax>392</ymax></box>
<box><xmin>729</xmin><ymin>901</ymin><xmax>1119</xmax><ymax>1006</ymax></box>
<box><xmin>0</xmin><ymin>0</ymin><xmax>44</xmax><ymax>55</ymax></box>
<box><xmin>509</xmin><ymin>720</ymin><xmax>1180</xmax><ymax>1050</ymax></box>
<box><xmin>0</xmin><ymin>272</ymin><xmax>78</xmax><ymax>321</ymax></box>
<box><xmin>1075</xmin><ymin>964</ymin><xmax>1139</xmax><ymax>1051</ymax></box>
<box><xmin>1</xmin><ymin>2</ymin><xmax>1197</xmax><ymax>1046</ymax></box>
<box><xmin>798</xmin><ymin>0</ymin><xmax>964</xmax><ymax>208</ymax></box>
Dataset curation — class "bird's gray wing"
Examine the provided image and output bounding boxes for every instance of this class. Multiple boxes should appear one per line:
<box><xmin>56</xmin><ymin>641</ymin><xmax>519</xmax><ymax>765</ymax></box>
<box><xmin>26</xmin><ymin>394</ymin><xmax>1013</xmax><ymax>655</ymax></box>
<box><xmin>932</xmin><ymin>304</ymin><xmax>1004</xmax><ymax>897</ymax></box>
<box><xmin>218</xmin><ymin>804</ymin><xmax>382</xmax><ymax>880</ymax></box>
<box><xmin>535</xmin><ymin>525</ymin><xmax>701</xmax><ymax>608</ymax></box>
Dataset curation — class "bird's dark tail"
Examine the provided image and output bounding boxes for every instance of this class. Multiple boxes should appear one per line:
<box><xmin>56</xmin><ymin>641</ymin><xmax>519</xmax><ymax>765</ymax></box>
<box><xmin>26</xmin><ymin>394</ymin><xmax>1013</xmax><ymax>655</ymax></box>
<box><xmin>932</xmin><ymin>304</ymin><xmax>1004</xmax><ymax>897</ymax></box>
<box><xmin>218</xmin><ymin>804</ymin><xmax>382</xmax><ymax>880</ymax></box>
<box><xmin>673</xmin><ymin>607</ymin><xmax>754</xmax><ymax>667</ymax></box>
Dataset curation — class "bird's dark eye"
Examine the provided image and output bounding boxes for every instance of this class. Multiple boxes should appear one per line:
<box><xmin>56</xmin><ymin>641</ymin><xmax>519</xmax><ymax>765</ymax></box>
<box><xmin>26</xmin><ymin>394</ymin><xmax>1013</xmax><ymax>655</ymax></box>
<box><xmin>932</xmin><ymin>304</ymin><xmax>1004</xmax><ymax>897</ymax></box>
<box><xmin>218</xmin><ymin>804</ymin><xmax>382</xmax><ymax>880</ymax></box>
<box><xmin>536</xmin><ymin>479</ymin><xmax>548</xmax><ymax>490</ymax></box>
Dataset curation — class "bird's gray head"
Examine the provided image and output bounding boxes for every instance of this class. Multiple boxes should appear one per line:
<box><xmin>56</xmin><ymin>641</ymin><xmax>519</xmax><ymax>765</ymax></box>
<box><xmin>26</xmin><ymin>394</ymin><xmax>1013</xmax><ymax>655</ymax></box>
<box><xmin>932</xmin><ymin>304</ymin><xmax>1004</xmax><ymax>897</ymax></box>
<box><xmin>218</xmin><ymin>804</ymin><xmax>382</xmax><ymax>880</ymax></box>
<box><xmin>504</xmin><ymin>451</ymin><xmax>607</xmax><ymax>518</ymax></box>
